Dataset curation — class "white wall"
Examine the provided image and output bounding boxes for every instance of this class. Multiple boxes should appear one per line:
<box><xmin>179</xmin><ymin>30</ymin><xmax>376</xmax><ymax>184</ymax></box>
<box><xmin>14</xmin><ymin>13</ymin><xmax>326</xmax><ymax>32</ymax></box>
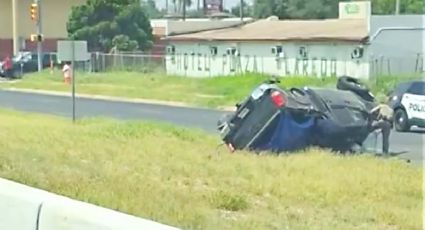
<box><xmin>368</xmin><ymin>15</ymin><xmax>425</xmax><ymax>76</ymax></box>
<box><xmin>165</xmin><ymin>41</ymin><xmax>370</xmax><ymax>79</ymax></box>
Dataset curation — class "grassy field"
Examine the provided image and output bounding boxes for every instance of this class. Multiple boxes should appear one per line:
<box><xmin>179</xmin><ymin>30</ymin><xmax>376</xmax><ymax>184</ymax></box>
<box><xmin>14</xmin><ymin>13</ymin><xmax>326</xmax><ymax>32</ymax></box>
<box><xmin>2</xmin><ymin>70</ymin><xmax>421</xmax><ymax>108</ymax></box>
<box><xmin>0</xmin><ymin>109</ymin><xmax>422</xmax><ymax>230</ymax></box>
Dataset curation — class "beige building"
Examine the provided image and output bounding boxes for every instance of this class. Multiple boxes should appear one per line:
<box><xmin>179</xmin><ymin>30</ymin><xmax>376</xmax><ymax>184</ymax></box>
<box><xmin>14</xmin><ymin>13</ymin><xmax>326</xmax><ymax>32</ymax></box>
<box><xmin>0</xmin><ymin>0</ymin><xmax>85</xmax><ymax>58</ymax></box>
<box><xmin>163</xmin><ymin>1</ymin><xmax>424</xmax><ymax>78</ymax></box>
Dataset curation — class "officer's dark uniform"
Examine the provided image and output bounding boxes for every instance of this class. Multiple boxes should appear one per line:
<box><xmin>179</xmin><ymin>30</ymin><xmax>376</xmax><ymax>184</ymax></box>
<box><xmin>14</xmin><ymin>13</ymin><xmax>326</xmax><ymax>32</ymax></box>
<box><xmin>369</xmin><ymin>104</ymin><xmax>393</xmax><ymax>154</ymax></box>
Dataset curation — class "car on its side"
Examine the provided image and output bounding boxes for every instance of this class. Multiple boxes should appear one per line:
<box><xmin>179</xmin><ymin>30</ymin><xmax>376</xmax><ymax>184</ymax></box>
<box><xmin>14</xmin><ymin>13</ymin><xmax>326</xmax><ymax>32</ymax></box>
<box><xmin>387</xmin><ymin>80</ymin><xmax>425</xmax><ymax>132</ymax></box>
<box><xmin>217</xmin><ymin>76</ymin><xmax>376</xmax><ymax>154</ymax></box>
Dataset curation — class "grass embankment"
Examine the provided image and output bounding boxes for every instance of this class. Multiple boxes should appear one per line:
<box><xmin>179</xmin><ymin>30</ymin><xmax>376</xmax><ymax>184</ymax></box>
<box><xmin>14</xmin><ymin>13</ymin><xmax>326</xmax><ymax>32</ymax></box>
<box><xmin>3</xmin><ymin>70</ymin><xmax>421</xmax><ymax>108</ymax></box>
<box><xmin>0</xmin><ymin>109</ymin><xmax>422</xmax><ymax>230</ymax></box>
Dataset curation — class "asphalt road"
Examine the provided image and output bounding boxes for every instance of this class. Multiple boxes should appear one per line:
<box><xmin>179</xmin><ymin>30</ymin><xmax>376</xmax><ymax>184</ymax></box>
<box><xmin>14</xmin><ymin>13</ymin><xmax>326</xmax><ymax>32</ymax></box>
<box><xmin>0</xmin><ymin>90</ymin><xmax>423</xmax><ymax>165</ymax></box>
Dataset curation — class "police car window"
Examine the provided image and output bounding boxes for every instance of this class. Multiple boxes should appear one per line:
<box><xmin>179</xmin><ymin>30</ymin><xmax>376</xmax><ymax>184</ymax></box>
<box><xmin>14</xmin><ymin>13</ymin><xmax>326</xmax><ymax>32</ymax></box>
<box><xmin>394</xmin><ymin>83</ymin><xmax>410</xmax><ymax>94</ymax></box>
<box><xmin>408</xmin><ymin>82</ymin><xmax>425</xmax><ymax>95</ymax></box>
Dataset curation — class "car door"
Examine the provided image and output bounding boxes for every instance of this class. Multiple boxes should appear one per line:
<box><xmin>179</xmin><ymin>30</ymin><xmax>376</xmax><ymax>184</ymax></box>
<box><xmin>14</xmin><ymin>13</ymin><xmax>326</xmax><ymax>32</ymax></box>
<box><xmin>401</xmin><ymin>82</ymin><xmax>425</xmax><ymax>120</ymax></box>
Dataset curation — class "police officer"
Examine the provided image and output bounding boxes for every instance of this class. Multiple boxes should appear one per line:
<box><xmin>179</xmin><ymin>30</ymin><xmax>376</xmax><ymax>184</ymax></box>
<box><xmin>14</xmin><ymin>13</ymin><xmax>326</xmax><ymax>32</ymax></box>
<box><xmin>369</xmin><ymin>103</ymin><xmax>393</xmax><ymax>154</ymax></box>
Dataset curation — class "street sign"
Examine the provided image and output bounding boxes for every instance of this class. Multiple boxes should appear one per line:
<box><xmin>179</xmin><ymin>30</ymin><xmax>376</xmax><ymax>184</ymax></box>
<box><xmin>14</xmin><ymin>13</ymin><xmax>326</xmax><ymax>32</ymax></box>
<box><xmin>57</xmin><ymin>40</ymin><xmax>89</xmax><ymax>61</ymax></box>
<box><xmin>57</xmin><ymin>40</ymin><xmax>89</xmax><ymax>123</ymax></box>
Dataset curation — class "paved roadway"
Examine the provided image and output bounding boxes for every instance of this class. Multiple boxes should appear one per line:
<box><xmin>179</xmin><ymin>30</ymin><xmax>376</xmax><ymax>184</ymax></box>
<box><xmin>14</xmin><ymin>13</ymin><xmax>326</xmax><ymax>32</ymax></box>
<box><xmin>0</xmin><ymin>90</ymin><xmax>423</xmax><ymax>165</ymax></box>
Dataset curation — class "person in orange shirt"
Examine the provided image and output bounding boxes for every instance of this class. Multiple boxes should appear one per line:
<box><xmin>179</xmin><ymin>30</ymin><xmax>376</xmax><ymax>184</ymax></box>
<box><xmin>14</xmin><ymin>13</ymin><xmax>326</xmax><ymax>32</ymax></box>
<box><xmin>62</xmin><ymin>62</ymin><xmax>72</xmax><ymax>84</ymax></box>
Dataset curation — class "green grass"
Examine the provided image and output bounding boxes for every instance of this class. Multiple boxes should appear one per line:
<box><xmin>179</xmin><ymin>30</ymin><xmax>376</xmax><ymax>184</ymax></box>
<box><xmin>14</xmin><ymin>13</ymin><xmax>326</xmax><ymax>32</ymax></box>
<box><xmin>0</xmin><ymin>109</ymin><xmax>422</xmax><ymax>230</ymax></box>
<box><xmin>4</xmin><ymin>70</ymin><xmax>421</xmax><ymax>108</ymax></box>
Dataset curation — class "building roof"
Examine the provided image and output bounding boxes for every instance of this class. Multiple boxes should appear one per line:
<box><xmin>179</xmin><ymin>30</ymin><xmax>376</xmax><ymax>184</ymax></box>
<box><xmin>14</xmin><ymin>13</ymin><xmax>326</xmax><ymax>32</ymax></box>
<box><xmin>163</xmin><ymin>18</ymin><xmax>369</xmax><ymax>42</ymax></box>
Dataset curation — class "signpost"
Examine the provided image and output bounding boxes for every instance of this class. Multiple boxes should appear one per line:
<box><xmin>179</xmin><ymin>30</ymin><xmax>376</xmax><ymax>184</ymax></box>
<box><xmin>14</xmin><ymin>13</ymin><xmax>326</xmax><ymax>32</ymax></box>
<box><xmin>57</xmin><ymin>40</ymin><xmax>89</xmax><ymax>122</ymax></box>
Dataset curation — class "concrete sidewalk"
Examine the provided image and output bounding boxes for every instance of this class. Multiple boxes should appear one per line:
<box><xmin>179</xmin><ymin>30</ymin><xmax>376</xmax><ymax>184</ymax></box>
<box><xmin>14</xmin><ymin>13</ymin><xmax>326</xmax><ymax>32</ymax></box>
<box><xmin>2</xmin><ymin>87</ymin><xmax>235</xmax><ymax>112</ymax></box>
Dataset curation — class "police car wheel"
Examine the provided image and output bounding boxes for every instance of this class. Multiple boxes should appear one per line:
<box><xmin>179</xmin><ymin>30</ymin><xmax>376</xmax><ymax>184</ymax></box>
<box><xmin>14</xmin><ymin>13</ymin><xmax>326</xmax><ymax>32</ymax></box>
<box><xmin>394</xmin><ymin>109</ymin><xmax>410</xmax><ymax>132</ymax></box>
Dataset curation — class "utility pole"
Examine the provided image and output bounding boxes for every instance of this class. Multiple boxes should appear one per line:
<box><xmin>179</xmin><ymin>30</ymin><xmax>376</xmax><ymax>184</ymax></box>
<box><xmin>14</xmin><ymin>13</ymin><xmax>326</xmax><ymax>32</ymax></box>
<box><xmin>183</xmin><ymin>0</ymin><xmax>186</xmax><ymax>21</ymax></box>
<box><xmin>71</xmin><ymin>41</ymin><xmax>76</xmax><ymax>123</ymax></box>
<box><xmin>35</xmin><ymin>0</ymin><xmax>43</xmax><ymax>72</ymax></box>
<box><xmin>395</xmin><ymin>0</ymin><xmax>400</xmax><ymax>15</ymax></box>
<box><xmin>240</xmin><ymin>0</ymin><xmax>243</xmax><ymax>21</ymax></box>
<box><xmin>12</xmin><ymin>0</ymin><xmax>19</xmax><ymax>56</ymax></box>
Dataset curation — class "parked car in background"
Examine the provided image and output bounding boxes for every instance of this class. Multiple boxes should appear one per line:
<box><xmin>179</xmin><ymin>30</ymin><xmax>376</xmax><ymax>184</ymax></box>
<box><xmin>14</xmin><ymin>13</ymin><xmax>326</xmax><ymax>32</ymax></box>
<box><xmin>0</xmin><ymin>52</ymin><xmax>60</xmax><ymax>79</ymax></box>
<box><xmin>387</xmin><ymin>80</ymin><xmax>425</xmax><ymax>132</ymax></box>
<box><xmin>0</xmin><ymin>62</ymin><xmax>3</xmax><ymax>77</ymax></box>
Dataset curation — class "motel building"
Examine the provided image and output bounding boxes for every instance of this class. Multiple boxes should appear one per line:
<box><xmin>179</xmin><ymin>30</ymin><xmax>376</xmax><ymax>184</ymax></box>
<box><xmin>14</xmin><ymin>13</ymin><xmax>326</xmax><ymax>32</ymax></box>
<box><xmin>163</xmin><ymin>1</ymin><xmax>425</xmax><ymax>79</ymax></box>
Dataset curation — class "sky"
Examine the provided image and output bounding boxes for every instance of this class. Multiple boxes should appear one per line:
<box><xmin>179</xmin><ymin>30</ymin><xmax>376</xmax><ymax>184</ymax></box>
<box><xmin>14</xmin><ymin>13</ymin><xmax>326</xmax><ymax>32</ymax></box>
<box><xmin>153</xmin><ymin>0</ymin><xmax>253</xmax><ymax>10</ymax></box>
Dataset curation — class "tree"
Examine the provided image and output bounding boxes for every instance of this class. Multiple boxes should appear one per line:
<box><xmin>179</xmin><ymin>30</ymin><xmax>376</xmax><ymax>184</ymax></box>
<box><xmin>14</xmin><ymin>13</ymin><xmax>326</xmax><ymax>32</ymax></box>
<box><xmin>254</xmin><ymin>0</ymin><xmax>345</xmax><ymax>19</ymax></box>
<box><xmin>252</xmin><ymin>0</ymin><xmax>425</xmax><ymax>19</ymax></box>
<box><xmin>172</xmin><ymin>0</ymin><xmax>192</xmax><ymax>13</ymax></box>
<box><xmin>67</xmin><ymin>0</ymin><xmax>154</xmax><ymax>53</ymax></box>
<box><xmin>285</xmin><ymin>0</ymin><xmax>343</xmax><ymax>19</ymax></box>
<box><xmin>371</xmin><ymin>0</ymin><xmax>425</xmax><ymax>14</ymax></box>
<box><xmin>253</xmin><ymin>0</ymin><xmax>275</xmax><ymax>18</ymax></box>
<box><xmin>231</xmin><ymin>1</ymin><xmax>254</xmax><ymax>17</ymax></box>
<box><xmin>141</xmin><ymin>0</ymin><xmax>164</xmax><ymax>19</ymax></box>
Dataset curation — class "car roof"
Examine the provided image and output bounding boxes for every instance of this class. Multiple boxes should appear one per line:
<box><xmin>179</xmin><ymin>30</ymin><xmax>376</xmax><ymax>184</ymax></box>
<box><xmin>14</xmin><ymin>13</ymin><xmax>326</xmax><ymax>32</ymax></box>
<box><xmin>408</xmin><ymin>80</ymin><xmax>425</xmax><ymax>84</ymax></box>
<box><xmin>395</xmin><ymin>80</ymin><xmax>423</xmax><ymax>89</ymax></box>
<box><xmin>399</xmin><ymin>80</ymin><xmax>424</xmax><ymax>85</ymax></box>
<box><xmin>394</xmin><ymin>80</ymin><xmax>424</xmax><ymax>95</ymax></box>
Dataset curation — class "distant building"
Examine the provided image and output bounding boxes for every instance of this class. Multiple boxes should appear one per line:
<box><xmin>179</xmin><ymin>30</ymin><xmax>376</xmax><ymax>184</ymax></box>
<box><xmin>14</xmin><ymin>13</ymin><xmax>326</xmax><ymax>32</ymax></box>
<box><xmin>150</xmin><ymin>17</ymin><xmax>253</xmax><ymax>56</ymax></box>
<box><xmin>0</xmin><ymin>0</ymin><xmax>85</xmax><ymax>58</ymax></box>
<box><xmin>163</xmin><ymin>1</ymin><xmax>425</xmax><ymax>79</ymax></box>
<box><xmin>203</xmin><ymin>0</ymin><xmax>224</xmax><ymax>15</ymax></box>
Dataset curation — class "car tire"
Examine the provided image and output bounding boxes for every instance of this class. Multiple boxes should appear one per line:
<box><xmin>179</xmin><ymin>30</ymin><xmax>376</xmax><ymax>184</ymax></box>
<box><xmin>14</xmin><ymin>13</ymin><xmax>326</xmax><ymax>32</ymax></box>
<box><xmin>394</xmin><ymin>109</ymin><xmax>410</xmax><ymax>132</ymax></box>
<box><xmin>337</xmin><ymin>76</ymin><xmax>375</xmax><ymax>102</ymax></box>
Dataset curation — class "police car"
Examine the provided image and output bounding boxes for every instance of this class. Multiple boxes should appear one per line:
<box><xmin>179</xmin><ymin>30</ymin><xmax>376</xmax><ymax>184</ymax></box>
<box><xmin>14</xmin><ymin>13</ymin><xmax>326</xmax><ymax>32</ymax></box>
<box><xmin>388</xmin><ymin>80</ymin><xmax>425</xmax><ymax>132</ymax></box>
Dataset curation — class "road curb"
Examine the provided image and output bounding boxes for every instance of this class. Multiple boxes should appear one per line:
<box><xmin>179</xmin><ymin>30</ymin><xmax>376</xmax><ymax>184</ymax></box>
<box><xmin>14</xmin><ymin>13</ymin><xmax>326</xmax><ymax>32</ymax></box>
<box><xmin>2</xmin><ymin>88</ymin><xmax>235</xmax><ymax>112</ymax></box>
<box><xmin>0</xmin><ymin>177</ymin><xmax>181</xmax><ymax>230</ymax></box>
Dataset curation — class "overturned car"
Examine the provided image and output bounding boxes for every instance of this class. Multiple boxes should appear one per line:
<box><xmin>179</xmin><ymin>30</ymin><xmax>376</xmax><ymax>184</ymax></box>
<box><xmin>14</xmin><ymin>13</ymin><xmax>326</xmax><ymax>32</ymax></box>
<box><xmin>217</xmin><ymin>76</ymin><xmax>377</xmax><ymax>154</ymax></box>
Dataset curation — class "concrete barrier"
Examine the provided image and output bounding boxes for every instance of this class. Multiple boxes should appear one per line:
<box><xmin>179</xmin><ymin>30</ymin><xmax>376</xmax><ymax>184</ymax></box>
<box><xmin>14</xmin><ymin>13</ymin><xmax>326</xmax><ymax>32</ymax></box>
<box><xmin>39</xmin><ymin>196</ymin><xmax>180</xmax><ymax>230</ymax></box>
<box><xmin>0</xmin><ymin>192</ymin><xmax>42</xmax><ymax>230</ymax></box>
<box><xmin>0</xmin><ymin>178</ymin><xmax>181</xmax><ymax>230</ymax></box>
<box><xmin>0</xmin><ymin>178</ymin><xmax>60</xmax><ymax>230</ymax></box>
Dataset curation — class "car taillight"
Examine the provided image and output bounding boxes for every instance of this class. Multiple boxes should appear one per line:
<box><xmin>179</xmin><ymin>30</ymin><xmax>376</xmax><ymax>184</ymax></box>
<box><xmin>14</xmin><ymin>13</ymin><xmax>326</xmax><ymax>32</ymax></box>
<box><xmin>271</xmin><ymin>91</ymin><xmax>286</xmax><ymax>107</ymax></box>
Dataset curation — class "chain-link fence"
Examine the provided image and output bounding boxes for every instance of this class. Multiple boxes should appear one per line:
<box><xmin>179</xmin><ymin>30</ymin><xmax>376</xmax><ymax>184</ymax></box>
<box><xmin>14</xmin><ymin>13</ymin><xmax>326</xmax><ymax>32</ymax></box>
<box><xmin>36</xmin><ymin>51</ymin><xmax>425</xmax><ymax>79</ymax></box>
<box><xmin>65</xmin><ymin>53</ymin><xmax>165</xmax><ymax>74</ymax></box>
<box><xmin>88</xmin><ymin>52</ymin><xmax>166</xmax><ymax>73</ymax></box>
<box><xmin>369</xmin><ymin>54</ymin><xmax>424</xmax><ymax>77</ymax></box>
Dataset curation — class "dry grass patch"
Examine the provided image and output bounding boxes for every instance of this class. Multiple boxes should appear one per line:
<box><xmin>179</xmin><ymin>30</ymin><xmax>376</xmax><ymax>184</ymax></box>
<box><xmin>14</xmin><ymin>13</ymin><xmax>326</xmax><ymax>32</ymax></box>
<box><xmin>0</xmin><ymin>109</ymin><xmax>422</xmax><ymax>230</ymax></box>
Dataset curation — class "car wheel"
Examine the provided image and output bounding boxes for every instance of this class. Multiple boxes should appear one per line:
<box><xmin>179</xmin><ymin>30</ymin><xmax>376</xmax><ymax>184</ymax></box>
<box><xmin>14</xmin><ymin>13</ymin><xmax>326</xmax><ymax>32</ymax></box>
<box><xmin>337</xmin><ymin>76</ymin><xmax>375</xmax><ymax>102</ymax></box>
<box><xmin>394</xmin><ymin>109</ymin><xmax>410</xmax><ymax>132</ymax></box>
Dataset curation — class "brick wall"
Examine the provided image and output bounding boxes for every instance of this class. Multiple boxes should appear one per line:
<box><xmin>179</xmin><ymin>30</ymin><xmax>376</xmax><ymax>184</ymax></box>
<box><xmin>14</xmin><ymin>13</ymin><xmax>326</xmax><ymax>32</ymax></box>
<box><xmin>0</xmin><ymin>39</ymin><xmax>12</xmax><ymax>59</ymax></box>
<box><xmin>152</xmin><ymin>35</ymin><xmax>166</xmax><ymax>55</ymax></box>
<box><xmin>0</xmin><ymin>38</ymin><xmax>64</xmax><ymax>59</ymax></box>
<box><xmin>1</xmin><ymin>36</ymin><xmax>166</xmax><ymax>59</ymax></box>
<box><xmin>24</xmin><ymin>38</ymin><xmax>65</xmax><ymax>53</ymax></box>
